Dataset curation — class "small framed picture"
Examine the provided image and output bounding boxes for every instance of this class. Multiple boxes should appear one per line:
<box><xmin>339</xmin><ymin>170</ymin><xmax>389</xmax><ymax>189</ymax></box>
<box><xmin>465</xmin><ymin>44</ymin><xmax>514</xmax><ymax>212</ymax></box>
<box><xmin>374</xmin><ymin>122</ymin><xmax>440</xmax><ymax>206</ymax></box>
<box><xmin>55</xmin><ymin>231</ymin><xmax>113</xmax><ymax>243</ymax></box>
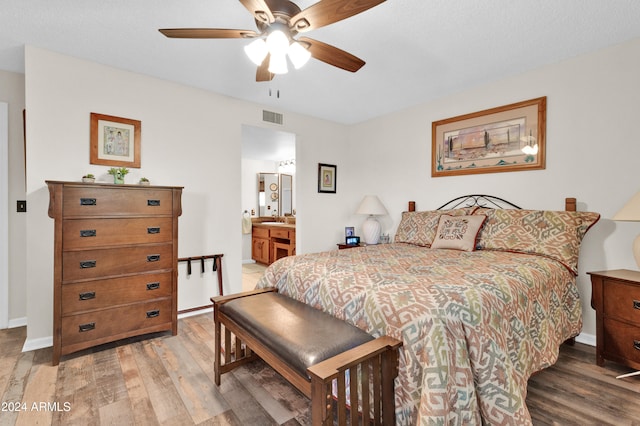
<box><xmin>345</xmin><ymin>227</ymin><xmax>355</xmax><ymax>238</ymax></box>
<box><xmin>90</xmin><ymin>112</ymin><xmax>141</xmax><ymax>168</ymax></box>
<box><xmin>318</xmin><ymin>163</ymin><xmax>337</xmax><ymax>193</ymax></box>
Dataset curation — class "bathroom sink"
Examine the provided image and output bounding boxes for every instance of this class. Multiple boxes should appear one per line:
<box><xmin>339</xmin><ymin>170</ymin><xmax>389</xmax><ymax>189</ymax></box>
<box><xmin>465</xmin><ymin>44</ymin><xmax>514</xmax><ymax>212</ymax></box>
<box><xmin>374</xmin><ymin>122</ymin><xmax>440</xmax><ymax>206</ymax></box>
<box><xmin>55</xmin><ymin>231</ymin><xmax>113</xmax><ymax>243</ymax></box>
<box><xmin>259</xmin><ymin>221</ymin><xmax>285</xmax><ymax>225</ymax></box>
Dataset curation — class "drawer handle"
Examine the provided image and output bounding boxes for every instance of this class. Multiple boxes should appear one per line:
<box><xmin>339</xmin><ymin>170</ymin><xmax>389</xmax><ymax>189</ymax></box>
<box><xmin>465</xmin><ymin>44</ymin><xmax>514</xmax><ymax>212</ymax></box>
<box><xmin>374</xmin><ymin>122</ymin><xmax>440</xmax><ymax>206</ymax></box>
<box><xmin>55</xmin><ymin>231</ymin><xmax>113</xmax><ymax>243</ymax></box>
<box><xmin>80</xmin><ymin>229</ymin><xmax>96</xmax><ymax>237</ymax></box>
<box><xmin>634</xmin><ymin>300</ymin><xmax>640</xmax><ymax>310</ymax></box>
<box><xmin>635</xmin><ymin>340</ymin><xmax>640</xmax><ymax>351</ymax></box>
<box><xmin>147</xmin><ymin>227</ymin><xmax>160</xmax><ymax>234</ymax></box>
<box><xmin>146</xmin><ymin>310</ymin><xmax>160</xmax><ymax>318</ymax></box>
<box><xmin>147</xmin><ymin>199</ymin><xmax>160</xmax><ymax>206</ymax></box>
<box><xmin>80</xmin><ymin>198</ymin><xmax>96</xmax><ymax>206</ymax></box>
<box><xmin>147</xmin><ymin>254</ymin><xmax>160</xmax><ymax>262</ymax></box>
<box><xmin>79</xmin><ymin>322</ymin><xmax>95</xmax><ymax>332</ymax></box>
<box><xmin>146</xmin><ymin>282</ymin><xmax>160</xmax><ymax>290</ymax></box>
<box><xmin>80</xmin><ymin>260</ymin><xmax>96</xmax><ymax>269</ymax></box>
<box><xmin>79</xmin><ymin>291</ymin><xmax>96</xmax><ymax>300</ymax></box>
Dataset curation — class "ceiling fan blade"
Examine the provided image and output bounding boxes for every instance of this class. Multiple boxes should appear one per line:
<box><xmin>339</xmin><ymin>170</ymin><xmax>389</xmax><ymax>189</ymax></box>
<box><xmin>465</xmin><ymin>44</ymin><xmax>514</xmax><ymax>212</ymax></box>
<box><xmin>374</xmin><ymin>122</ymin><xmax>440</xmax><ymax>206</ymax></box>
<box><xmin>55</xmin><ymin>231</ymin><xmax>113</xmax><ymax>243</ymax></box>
<box><xmin>290</xmin><ymin>0</ymin><xmax>385</xmax><ymax>32</ymax></box>
<box><xmin>256</xmin><ymin>54</ymin><xmax>274</xmax><ymax>82</ymax></box>
<box><xmin>239</xmin><ymin>0</ymin><xmax>275</xmax><ymax>24</ymax></box>
<box><xmin>298</xmin><ymin>37</ymin><xmax>365</xmax><ymax>72</ymax></box>
<box><xmin>159</xmin><ymin>28</ymin><xmax>259</xmax><ymax>39</ymax></box>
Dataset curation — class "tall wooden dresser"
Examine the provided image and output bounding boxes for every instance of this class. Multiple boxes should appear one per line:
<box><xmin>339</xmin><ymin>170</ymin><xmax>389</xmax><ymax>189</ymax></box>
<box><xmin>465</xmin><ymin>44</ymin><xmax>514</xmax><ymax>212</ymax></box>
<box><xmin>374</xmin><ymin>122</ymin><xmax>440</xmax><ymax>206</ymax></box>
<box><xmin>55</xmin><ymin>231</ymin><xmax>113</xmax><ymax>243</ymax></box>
<box><xmin>47</xmin><ymin>181</ymin><xmax>183</xmax><ymax>365</ymax></box>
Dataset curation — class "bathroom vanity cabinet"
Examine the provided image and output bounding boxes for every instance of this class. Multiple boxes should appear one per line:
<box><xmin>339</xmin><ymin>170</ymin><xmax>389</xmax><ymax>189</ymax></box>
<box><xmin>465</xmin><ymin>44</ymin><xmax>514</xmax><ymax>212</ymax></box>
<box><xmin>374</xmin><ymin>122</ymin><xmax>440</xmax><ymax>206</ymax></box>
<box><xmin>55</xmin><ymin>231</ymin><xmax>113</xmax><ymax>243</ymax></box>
<box><xmin>251</xmin><ymin>223</ymin><xmax>296</xmax><ymax>265</ymax></box>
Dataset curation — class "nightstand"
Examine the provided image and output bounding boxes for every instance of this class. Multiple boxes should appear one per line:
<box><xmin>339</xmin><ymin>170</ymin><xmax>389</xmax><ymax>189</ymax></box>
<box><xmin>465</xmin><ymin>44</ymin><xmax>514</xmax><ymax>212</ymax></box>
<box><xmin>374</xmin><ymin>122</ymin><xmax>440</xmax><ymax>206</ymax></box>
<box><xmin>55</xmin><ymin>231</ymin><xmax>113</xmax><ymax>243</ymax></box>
<box><xmin>589</xmin><ymin>269</ymin><xmax>640</xmax><ymax>369</ymax></box>
<box><xmin>337</xmin><ymin>243</ymin><xmax>363</xmax><ymax>250</ymax></box>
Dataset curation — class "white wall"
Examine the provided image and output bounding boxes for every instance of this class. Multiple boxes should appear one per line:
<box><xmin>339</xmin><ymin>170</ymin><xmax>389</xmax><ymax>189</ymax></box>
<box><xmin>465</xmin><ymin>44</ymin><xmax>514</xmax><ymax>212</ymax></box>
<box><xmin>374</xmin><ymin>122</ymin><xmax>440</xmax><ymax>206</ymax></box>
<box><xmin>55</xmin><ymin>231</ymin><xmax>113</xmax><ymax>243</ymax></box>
<box><xmin>0</xmin><ymin>70</ymin><xmax>26</xmax><ymax>328</ymax></box>
<box><xmin>347</xmin><ymin>37</ymin><xmax>640</xmax><ymax>341</ymax></box>
<box><xmin>23</xmin><ymin>46</ymin><xmax>348</xmax><ymax>348</ymax></box>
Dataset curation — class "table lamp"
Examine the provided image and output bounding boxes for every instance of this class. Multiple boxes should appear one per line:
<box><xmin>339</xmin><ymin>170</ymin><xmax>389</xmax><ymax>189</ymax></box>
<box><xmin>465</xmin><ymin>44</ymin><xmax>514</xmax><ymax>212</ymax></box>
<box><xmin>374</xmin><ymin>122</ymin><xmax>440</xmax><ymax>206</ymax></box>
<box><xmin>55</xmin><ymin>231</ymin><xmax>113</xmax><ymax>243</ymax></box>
<box><xmin>613</xmin><ymin>190</ymin><xmax>640</xmax><ymax>268</ymax></box>
<box><xmin>356</xmin><ymin>195</ymin><xmax>388</xmax><ymax>244</ymax></box>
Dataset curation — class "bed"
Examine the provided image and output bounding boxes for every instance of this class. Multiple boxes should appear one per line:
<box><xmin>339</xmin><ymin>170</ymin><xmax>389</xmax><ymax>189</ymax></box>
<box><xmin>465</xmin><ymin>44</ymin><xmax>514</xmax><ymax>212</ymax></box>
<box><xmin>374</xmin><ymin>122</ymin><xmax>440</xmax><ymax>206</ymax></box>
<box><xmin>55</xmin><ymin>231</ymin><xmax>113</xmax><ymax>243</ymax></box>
<box><xmin>255</xmin><ymin>195</ymin><xmax>600</xmax><ymax>425</ymax></box>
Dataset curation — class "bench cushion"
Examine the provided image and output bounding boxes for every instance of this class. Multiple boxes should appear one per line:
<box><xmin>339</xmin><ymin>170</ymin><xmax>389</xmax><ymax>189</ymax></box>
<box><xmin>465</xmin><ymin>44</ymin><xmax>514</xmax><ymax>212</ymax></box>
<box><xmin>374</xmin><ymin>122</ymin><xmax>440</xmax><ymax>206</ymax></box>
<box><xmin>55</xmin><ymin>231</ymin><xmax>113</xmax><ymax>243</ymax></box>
<box><xmin>219</xmin><ymin>292</ymin><xmax>374</xmax><ymax>380</ymax></box>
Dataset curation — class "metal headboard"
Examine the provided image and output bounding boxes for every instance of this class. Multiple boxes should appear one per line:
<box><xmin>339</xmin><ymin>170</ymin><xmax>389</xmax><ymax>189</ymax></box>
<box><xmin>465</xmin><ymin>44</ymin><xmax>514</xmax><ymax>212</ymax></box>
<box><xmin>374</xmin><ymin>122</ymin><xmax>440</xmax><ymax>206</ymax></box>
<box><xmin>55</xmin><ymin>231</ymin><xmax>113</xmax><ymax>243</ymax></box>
<box><xmin>436</xmin><ymin>194</ymin><xmax>522</xmax><ymax>210</ymax></box>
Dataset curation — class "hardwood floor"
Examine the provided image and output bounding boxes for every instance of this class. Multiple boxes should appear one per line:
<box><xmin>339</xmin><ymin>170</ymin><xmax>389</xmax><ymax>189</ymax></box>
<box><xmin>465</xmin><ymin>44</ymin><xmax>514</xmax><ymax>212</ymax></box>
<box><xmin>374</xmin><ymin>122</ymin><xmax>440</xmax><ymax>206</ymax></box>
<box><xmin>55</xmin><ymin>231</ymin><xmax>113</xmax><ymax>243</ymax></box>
<box><xmin>2</xmin><ymin>265</ymin><xmax>640</xmax><ymax>425</ymax></box>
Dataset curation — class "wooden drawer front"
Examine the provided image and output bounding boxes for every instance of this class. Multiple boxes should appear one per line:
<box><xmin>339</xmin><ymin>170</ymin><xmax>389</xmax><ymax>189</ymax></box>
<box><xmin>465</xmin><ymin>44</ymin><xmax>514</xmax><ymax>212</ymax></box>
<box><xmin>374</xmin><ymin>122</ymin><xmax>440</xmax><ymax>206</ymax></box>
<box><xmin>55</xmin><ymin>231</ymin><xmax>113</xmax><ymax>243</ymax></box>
<box><xmin>61</xmin><ymin>272</ymin><xmax>172</xmax><ymax>315</ymax></box>
<box><xmin>603</xmin><ymin>280</ymin><xmax>640</xmax><ymax>324</ymax></box>
<box><xmin>62</xmin><ymin>187</ymin><xmax>173</xmax><ymax>217</ymax></box>
<box><xmin>63</xmin><ymin>217</ymin><xmax>173</xmax><ymax>249</ymax></box>
<box><xmin>61</xmin><ymin>298</ymin><xmax>172</xmax><ymax>346</ymax></box>
<box><xmin>63</xmin><ymin>244</ymin><xmax>173</xmax><ymax>281</ymax></box>
<box><xmin>603</xmin><ymin>318</ymin><xmax>640</xmax><ymax>364</ymax></box>
<box><xmin>252</xmin><ymin>227</ymin><xmax>269</xmax><ymax>238</ymax></box>
<box><xmin>270</xmin><ymin>228</ymin><xmax>291</xmax><ymax>239</ymax></box>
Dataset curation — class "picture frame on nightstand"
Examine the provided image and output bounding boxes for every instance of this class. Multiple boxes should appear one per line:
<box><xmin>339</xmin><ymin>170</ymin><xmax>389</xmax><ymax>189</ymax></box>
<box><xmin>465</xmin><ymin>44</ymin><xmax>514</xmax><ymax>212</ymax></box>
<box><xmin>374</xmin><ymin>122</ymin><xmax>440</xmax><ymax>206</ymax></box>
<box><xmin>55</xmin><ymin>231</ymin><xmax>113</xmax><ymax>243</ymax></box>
<box><xmin>345</xmin><ymin>227</ymin><xmax>355</xmax><ymax>237</ymax></box>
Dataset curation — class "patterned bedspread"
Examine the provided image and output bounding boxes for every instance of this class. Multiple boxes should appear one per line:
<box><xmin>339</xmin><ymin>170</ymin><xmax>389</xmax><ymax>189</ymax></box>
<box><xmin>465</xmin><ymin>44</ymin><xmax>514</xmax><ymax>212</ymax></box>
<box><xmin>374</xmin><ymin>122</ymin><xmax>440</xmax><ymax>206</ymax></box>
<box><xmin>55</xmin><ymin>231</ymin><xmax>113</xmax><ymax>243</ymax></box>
<box><xmin>255</xmin><ymin>243</ymin><xmax>582</xmax><ymax>425</ymax></box>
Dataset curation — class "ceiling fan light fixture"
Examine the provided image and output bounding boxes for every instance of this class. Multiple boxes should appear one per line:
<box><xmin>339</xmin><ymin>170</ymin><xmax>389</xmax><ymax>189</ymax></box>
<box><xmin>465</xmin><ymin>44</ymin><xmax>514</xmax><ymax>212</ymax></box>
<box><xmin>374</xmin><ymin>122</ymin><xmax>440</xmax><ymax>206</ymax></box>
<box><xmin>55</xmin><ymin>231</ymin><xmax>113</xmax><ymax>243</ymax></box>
<box><xmin>288</xmin><ymin>41</ymin><xmax>311</xmax><ymax>69</ymax></box>
<box><xmin>266</xmin><ymin>30</ymin><xmax>289</xmax><ymax>56</ymax></box>
<box><xmin>244</xmin><ymin>38</ymin><xmax>268</xmax><ymax>66</ymax></box>
<box><xmin>268</xmin><ymin>52</ymin><xmax>288</xmax><ymax>74</ymax></box>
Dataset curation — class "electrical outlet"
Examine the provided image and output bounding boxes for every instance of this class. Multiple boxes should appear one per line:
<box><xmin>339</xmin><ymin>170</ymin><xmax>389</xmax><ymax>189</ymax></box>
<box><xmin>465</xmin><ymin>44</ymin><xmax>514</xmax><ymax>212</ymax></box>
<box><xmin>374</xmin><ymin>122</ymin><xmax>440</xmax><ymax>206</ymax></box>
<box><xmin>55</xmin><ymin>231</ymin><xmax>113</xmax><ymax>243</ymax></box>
<box><xmin>17</xmin><ymin>200</ymin><xmax>27</xmax><ymax>212</ymax></box>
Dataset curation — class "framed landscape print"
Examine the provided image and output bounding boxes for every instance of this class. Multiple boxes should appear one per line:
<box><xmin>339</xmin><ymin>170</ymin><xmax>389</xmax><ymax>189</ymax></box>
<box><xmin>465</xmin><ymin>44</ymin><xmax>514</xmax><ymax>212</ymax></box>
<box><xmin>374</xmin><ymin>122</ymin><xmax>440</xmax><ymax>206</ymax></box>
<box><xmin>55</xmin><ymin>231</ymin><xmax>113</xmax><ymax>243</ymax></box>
<box><xmin>432</xmin><ymin>97</ymin><xmax>546</xmax><ymax>177</ymax></box>
<box><xmin>90</xmin><ymin>113</ymin><xmax>141</xmax><ymax>168</ymax></box>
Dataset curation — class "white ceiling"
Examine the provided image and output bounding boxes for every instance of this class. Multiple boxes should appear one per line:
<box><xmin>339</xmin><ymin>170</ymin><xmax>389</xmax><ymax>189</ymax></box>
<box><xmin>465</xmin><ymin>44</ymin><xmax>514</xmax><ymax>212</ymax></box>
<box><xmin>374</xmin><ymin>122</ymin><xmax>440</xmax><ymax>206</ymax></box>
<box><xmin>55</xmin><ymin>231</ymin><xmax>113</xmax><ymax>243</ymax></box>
<box><xmin>2</xmin><ymin>1</ymin><xmax>640</xmax><ymax>125</ymax></box>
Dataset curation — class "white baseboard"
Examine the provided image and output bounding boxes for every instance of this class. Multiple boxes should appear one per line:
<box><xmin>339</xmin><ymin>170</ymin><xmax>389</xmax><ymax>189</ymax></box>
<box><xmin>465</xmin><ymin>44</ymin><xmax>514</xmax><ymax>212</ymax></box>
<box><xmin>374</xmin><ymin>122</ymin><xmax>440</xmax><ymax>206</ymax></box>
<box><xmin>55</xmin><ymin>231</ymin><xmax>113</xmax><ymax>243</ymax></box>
<box><xmin>242</xmin><ymin>259</ymin><xmax>256</xmax><ymax>264</ymax></box>
<box><xmin>178</xmin><ymin>307</ymin><xmax>213</xmax><ymax>319</ymax></box>
<box><xmin>575</xmin><ymin>332</ymin><xmax>596</xmax><ymax>347</ymax></box>
<box><xmin>8</xmin><ymin>316</ymin><xmax>27</xmax><ymax>328</ymax></box>
<box><xmin>22</xmin><ymin>335</ymin><xmax>53</xmax><ymax>353</ymax></box>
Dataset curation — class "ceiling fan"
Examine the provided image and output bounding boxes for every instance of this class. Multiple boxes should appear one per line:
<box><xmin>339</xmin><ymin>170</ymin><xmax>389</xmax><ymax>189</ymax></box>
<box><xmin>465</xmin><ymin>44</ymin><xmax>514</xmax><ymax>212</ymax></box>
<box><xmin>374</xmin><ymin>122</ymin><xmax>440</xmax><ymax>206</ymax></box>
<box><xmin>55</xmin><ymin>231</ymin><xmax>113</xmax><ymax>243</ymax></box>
<box><xmin>159</xmin><ymin>0</ymin><xmax>386</xmax><ymax>82</ymax></box>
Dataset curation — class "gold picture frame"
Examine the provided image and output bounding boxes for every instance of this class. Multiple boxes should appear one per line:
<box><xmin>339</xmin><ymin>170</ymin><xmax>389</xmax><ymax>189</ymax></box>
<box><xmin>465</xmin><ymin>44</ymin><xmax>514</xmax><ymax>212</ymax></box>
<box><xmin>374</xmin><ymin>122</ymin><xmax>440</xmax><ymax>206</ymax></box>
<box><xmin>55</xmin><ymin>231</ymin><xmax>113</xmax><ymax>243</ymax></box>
<box><xmin>432</xmin><ymin>97</ymin><xmax>546</xmax><ymax>177</ymax></box>
<box><xmin>90</xmin><ymin>113</ymin><xmax>141</xmax><ymax>168</ymax></box>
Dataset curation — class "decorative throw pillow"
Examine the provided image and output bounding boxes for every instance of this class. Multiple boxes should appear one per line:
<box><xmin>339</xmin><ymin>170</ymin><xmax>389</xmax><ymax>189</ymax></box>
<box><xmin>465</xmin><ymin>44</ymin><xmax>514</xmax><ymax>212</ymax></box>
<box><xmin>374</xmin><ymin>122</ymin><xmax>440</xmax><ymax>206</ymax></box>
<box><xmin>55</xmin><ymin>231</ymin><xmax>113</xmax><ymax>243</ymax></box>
<box><xmin>430</xmin><ymin>214</ymin><xmax>487</xmax><ymax>251</ymax></box>
<box><xmin>394</xmin><ymin>208</ymin><xmax>476</xmax><ymax>247</ymax></box>
<box><xmin>474</xmin><ymin>209</ymin><xmax>601</xmax><ymax>274</ymax></box>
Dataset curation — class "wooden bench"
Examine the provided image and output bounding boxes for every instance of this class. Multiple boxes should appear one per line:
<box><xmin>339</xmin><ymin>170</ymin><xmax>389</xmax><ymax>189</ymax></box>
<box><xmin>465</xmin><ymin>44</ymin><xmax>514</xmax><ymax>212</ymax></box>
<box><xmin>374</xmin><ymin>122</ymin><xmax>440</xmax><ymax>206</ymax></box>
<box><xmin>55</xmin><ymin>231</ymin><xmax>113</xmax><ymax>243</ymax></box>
<box><xmin>211</xmin><ymin>288</ymin><xmax>402</xmax><ymax>425</ymax></box>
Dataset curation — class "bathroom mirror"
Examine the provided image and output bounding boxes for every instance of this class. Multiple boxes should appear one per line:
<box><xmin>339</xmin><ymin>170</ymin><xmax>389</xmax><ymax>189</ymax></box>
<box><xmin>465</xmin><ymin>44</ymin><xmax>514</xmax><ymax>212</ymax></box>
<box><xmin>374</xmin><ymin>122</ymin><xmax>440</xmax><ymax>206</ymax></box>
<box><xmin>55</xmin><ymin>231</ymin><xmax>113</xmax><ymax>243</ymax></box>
<box><xmin>258</xmin><ymin>173</ymin><xmax>293</xmax><ymax>216</ymax></box>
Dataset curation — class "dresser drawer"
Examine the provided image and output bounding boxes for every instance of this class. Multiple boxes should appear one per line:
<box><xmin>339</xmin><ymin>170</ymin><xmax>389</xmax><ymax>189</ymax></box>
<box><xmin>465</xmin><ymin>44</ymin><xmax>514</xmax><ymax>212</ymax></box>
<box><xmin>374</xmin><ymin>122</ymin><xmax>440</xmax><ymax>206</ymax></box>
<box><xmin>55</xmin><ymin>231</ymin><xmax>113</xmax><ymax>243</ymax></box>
<box><xmin>63</xmin><ymin>217</ymin><xmax>173</xmax><ymax>249</ymax></box>
<box><xmin>61</xmin><ymin>298</ymin><xmax>172</xmax><ymax>347</ymax></box>
<box><xmin>62</xmin><ymin>186</ymin><xmax>173</xmax><ymax>217</ymax></box>
<box><xmin>603</xmin><ymin>318</ymin><xmax>640</xmax><ymax>364</ymax></box>
<box><xmin>61</xmin><ymin>272</ymin><xmax>172</xmax><ymax>315</ymax></box>
<box><xmin>603</xmin><ymin>279</ymin><xmax>640</xmax><ymax>324</ymax></box>
<box><xmin>62</xmin><ymin>244</ymin><xmax>173</xmax><ymax>281</ymax></box>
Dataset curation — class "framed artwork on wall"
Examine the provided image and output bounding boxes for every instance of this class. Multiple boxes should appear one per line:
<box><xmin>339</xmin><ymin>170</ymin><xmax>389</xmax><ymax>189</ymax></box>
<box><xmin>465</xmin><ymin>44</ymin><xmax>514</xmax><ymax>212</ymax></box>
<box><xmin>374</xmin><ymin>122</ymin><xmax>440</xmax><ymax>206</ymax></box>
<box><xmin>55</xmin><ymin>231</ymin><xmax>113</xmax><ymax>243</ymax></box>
<box><xmin>318</xmin><ymin>163</ymin><xmax>337</xmax><ymax>193</ymax></box>
<box><xmin>90</xmin><ymin>112</ymin><xmax>141</xmax><ymax>168</ymax></box>
<box><xmin>432</xmin><ymin>97</ymin><xmax>546</xmax><ymax>177</ymax></box>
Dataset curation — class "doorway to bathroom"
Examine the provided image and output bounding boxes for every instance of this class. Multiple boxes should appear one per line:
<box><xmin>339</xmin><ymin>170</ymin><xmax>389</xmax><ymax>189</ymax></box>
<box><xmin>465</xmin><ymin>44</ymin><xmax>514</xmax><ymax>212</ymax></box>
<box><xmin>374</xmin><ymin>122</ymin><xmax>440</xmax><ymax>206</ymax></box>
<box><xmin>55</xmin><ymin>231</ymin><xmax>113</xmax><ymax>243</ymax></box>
<box><xmin>240</xmin><ymin>124</ymin><xmax>296</xmax><ymax>264</ymax></box>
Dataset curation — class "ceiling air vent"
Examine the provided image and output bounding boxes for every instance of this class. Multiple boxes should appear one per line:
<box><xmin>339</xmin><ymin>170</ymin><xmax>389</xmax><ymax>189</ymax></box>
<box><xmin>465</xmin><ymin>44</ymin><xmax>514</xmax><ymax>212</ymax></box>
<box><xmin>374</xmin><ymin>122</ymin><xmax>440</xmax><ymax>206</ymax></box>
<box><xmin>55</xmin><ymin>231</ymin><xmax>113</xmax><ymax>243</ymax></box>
<box><xmin>262</xmin><ymin>110</ymin><xmax>283</xmax><ymax>125</ymax></box>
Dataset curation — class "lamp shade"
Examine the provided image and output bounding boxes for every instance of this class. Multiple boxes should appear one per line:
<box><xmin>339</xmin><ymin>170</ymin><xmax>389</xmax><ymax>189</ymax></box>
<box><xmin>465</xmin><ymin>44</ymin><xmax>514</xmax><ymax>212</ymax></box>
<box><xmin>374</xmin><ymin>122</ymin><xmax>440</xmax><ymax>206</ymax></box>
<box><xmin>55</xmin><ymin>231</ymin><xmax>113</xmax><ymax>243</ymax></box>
<box><xmin>244</xmin><ymin>39</ymin><xmax>268</xmax><ymax>66</ymax></box>
<box><xmin>614</xmin><ymin>191</ymin><xmax>640</xmax><ymax>221</ymax></box>
<box><xmin>356</xmin><ymin>195</ymin><xmax>388</xmax><ymax>216</ymax></box>
<box><xmin>268</xmin><ymin>53</ymin><xmax>288</xmax><ymax>74</ymax></box>
<box><xmin>288</xmin><ymin>41</ymin><xmax>311</xmax><ymax>69</ymax></box>
<box><xmin>613</xmin><ymin>191</ymin><xmax>640</xmax><ymax>268</ymax></box>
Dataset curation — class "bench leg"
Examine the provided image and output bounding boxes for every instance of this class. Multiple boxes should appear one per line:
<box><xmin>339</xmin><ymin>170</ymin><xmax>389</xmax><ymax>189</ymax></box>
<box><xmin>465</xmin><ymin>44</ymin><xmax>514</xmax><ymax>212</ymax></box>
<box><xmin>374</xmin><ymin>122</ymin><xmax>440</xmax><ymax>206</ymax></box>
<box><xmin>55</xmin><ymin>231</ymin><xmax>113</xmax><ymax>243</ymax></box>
<box><xmin>308</xmin><ymin>336</ymin><xmax>402</xmax><ymax>426</ymax></box>
<box><xmin>214</xmin><ymin>307</ymin><xmax>222</xmax><ymax>386</ymax></box>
